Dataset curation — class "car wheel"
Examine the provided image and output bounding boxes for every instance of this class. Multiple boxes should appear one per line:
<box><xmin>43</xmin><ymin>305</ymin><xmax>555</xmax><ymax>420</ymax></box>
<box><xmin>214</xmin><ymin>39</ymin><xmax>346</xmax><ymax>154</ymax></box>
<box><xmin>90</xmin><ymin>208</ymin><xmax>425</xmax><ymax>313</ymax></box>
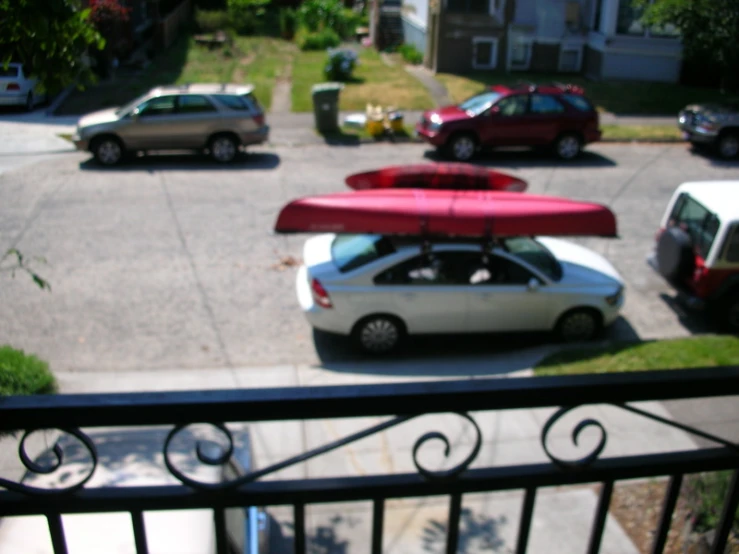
<box><xmin>92</xmin><ymin>136</ymin><xmax>124</xmax><ymax>166</ymax></box>
<box><xmin>555</xmin><ymin>309</ymin><xmax>601</xmax><ymax>342</ymax></box>
<box><xmin>719</xmin><ymin>293</ymin><xmax>739</xmax><ymax>333</ymax></box>
<box><xmin>447</xmin><ymin>133</ymin><xmax>477</xmax><ymax>162</ymax></box>
<box><xmin>656</xmin><ymin>226</ymin><xmax>694</xmax><ymax>282</ymax></box>
<box><xmin>209</xmin><ymin>134</ymin><xmax>239</xmax><ymax>163</ymax></box>
<box><xmin>353</xmin><ymin>315</ymin><xmax>404</xmax><ymax>354</ymax></box>
<box><xmin>554</xmin><ymin>133</ymin><xmax>582</xmax><ymax>160</ymax></box>
<box><xmin>25</xmin><ymin>92</ymin><xmax>34</xmax><ymax>112</ymax></box>
<box><xmin>717</xmin><ymin>132</ymin><xmax>739</xmax><ymax>159</ymax></box>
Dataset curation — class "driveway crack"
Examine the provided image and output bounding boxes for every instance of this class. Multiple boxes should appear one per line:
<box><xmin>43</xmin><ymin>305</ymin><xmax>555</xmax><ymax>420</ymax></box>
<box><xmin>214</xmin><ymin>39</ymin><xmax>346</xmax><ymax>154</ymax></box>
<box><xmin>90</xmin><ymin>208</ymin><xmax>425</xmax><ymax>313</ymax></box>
<box><xmin>158</xmin><ymin>173</ymin><xmax>233</xmax><ymax>368</ymax></box>
<box><xmin>609</xmin><ymin>146</ymin><xmax>669</xmax><ymax>205</ymax></box>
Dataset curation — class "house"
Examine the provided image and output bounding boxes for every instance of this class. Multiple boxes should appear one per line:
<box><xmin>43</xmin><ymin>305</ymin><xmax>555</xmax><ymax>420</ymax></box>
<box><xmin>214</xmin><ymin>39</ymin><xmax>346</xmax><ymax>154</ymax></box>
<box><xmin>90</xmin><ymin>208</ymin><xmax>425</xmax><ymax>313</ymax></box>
<box><xmin>389</xmin><ymin>0</ymin><xmax>683</xmax><ymax>83</ymax></box>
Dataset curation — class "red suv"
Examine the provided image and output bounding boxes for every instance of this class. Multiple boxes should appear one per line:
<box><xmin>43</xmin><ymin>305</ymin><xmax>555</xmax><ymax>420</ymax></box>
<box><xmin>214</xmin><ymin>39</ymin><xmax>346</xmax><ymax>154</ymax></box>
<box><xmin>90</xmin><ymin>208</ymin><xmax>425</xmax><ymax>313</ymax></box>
<box><xmin>416</xmin><ymin>83</ymin><xmax>602</xmax><ymax>161</ymax></box>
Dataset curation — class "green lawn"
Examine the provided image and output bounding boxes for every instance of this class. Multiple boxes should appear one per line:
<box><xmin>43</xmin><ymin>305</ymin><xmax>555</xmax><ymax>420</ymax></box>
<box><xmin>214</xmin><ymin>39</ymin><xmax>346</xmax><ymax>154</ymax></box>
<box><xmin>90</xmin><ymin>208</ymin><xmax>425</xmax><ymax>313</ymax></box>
<box><xmin>436</xmin><ymin>72</ymin><xmax>739</xmax><ymax>115</ymax></box>
<box><xmin>534</xmin><ymin>336</ymin><xmax>739</xmax><ymax>376</ymax></box>
<box><xmin>292</xmin><ymin>47</ymin><xmax>434</xmax><ymax>112</ymax></box>
<box><xmin>601</xmin><ymin>124</ymin><xmax>682</xmax><ymax>141</ymax></box>
<box><xmin>55</xmin><ymin>36</ymin><xmax>296</xmax><ymax>115</ymax></box>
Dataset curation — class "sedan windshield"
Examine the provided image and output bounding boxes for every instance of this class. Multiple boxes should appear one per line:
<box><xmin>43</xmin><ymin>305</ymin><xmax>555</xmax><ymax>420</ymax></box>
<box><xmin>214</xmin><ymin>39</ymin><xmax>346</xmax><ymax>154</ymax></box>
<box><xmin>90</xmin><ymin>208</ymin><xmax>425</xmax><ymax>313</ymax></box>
<box><xmin>502</xmin><ymin>237</ymin><xmax>563</xmax><ymax>281</ymax></box>
<box><xmin>458</xmin><ymin>91</ymin><xmax>502</xmax><ymax>116</ymax></box>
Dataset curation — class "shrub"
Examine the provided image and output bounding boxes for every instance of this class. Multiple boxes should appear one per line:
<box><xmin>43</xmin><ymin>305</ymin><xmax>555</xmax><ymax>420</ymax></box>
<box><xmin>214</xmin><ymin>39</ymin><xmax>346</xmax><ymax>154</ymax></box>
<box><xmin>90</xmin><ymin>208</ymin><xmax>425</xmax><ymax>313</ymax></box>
<box><xmin>685</xmin><ymin>471</ymin><xmax>739</xmax><ymax>534</ymax></box>
<box><xmin>228</xmin><ymin>0</ymin><xmax>271</xmax><ymax>35</ymax></box>
<box><xmin>195</xmin><ymin>8</ymin><xmax>231</xmax><ymax>32</ymax></box>
<box><xmin>325</xmin><ymin>48</ymin><xmax>358</xmax><ymax>81</ymax></box>
<box><xmin>297</xmin><ymin>0</ymin><xmax>344</xmax><ymax>32</ymax></box>
<box><xmin>295</xmin><ymin>27</ymin><xmax>340</xmax><ymax>51</ymax></box>
<box><xmin>278</xmin><ymin>7</ymin><xmax>297</xmax><ymax>39</ymax></box>
<box><xmin>0</xmin><ymin>346</ymin><xmax>57</xmax><ymax>397</ymax></box>
<box><xmin>398</xmin><ymin>43</ymin><xmax>423</xmax><ymax>64</ymax></box>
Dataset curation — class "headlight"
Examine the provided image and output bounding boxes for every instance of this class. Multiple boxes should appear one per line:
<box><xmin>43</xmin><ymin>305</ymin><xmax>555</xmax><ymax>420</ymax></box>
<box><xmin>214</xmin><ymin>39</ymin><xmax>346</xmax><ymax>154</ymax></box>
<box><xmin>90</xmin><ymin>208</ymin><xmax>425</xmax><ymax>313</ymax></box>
<box><xmin>605</xmin><ymin>287</ymin><xmax>623</xmax><ymax>306</ymax></box>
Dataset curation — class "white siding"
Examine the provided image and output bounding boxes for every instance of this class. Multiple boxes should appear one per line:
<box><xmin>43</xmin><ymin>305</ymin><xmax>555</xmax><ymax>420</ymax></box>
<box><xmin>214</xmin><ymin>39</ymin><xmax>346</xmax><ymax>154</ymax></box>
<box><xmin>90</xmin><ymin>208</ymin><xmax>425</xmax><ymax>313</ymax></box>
<box><xmin>402</xmin><ymin>0</ymin><xmax>428</xmax><ymax>29</ymax></box>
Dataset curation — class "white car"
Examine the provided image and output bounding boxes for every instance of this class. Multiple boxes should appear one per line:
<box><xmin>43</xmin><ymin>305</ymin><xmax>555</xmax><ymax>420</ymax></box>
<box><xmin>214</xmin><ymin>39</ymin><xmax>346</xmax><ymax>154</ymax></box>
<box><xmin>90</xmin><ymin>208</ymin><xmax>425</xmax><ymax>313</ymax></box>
<box><xmin>296</xmin><ymin>234</ymin><xmax>625</xmax><ymax>353</ymax></box>
<box><xmin>0</xmin><ymin>63</ymin><xmax>45</xmax><ymax>110</ymax></box>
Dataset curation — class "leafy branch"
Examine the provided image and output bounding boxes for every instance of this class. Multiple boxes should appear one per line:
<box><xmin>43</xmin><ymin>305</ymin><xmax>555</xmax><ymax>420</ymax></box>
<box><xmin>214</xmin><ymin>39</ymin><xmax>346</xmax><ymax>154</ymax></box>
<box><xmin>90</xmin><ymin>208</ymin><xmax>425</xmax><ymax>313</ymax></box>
<box><xmin>1</xmin><ymin>249</ymin><xmax>51</xmax><ymax>291</ymax></box>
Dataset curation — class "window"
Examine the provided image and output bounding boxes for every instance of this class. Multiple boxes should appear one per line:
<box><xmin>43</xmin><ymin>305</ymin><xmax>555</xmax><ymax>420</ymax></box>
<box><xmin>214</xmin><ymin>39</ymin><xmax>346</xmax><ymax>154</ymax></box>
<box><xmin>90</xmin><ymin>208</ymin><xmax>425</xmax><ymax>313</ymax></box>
<box><xmin>530</xmin><ymin>94</ymin><xmax>564</xmax><ymax>115</ymax></box>
<box><xmin>214</xmin><ymin>94</ymin><xmax>249</xmax><ymax>111</ymax></box>
<box><xmin>502</xmin><ymin>237</ymin><xmax>563</xmax><ymax>281</ymax></box>
<box><xmin>447</xmin><ymin>0</ymin><xmax>488</xmax><ymax>14</ymax></box>
<box><xmin>472</xmin><ymin>38</ymin><xmax>498</xmax><ymax>70</ymax></box>
<box><xmin>242</xmin><ymin>92</ymin><xmax>263</xmax><ymax>112</ymax></box>
<box><xmin>562</xmin><ymin>93</ymin><xmax>593</xmax><ymax>112</ymax></box>
<box><xmin>617</xmin><ymin>0</ymin><xmax>679</xmax><ymax>37</ymax></box>
<box><xmin>722</xmin><ymin>226</ymin><xmax>739</xmax><ymax>263</ymax></box>
<box><xmin>459</xmin><ymin>91</ymin><xmax>503</xmax><ymax>116</ymax></box>
<box><xmin>136</xmin><ymin>95</ymin><xmax>177</xmax><ymax>117</ymax></box>
<box><xmin>374</xmin><ymin>252</ymin><xmax>481</xmax><ymax>286</ymax></box>
<box><xmin>469</xmin><ymin>255</ymin><xmax>536</xmax><ymax>285</ymax></box>
<box><xmin>332</xmin><ymin>235</ymin><xmax>396</xmax><ymax>273</ymax></box>
<box><xmin>178</xmin><ymin>95</ymin><xmax>217</xmax><ymax>114</ymax></box>
<box><xmin>0</xmin><ymin>66</ymin><xmax>19</xmax><ymax>77</ymax></box>
<box><xmin>668</xmin><ymin>194</ymin><xmax>720</xmax><ymax>259</ymax></box>
<box><xmin>495</xmin><ymin>95</ymin><xmax>528</xmax><ymax>116</ymax></box>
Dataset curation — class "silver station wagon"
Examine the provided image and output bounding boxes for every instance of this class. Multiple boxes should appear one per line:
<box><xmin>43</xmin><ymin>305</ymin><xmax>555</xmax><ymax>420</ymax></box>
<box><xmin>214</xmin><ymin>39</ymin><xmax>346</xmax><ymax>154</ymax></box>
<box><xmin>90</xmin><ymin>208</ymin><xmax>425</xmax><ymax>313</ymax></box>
<box><xmin>72</xmin><ymin>84</ymin><xmax>269</xmax><ymax>165</ymax></box>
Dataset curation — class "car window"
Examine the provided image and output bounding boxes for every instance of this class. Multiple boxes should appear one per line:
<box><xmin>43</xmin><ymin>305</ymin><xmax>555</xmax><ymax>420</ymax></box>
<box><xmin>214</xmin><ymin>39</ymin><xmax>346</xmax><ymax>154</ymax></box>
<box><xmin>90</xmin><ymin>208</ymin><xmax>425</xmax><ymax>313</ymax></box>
<box><xmin>332</xmin><ymin>235</ymin><xmax>396</xmax><ymax>273</ymax></box>
<box><xmin>668</xmin><ymin>193</ymin><xmax>720</xmax><ymax>259</ymax></box>
<box><xmin>562</xmin><ymin>94</ymin><xmax>593</xmax><ymax>112</ymax></box>
<box><xmin>502</xmin><ymin>237</ymin><xmax>562</xmax><ymax>281</ymax></box>
<box><xmin>495</xmin><ymin>95</ymin><xmax>529</xmax><ymax>116</ymax></box>
<box><xmin>242</xmin><ymin>92</ymin><xmax>263</xmax><ymax>112</ymax></box>
<box><xmin>721</xmin><ymin>225</ymin><xmax>739</xmax><ymax>262</ymax></box>
<box><xmin>374</xmin><ymin>252</ymin><xmax>481</xmax><ymax>286</ymax></box>
<box><xmin>178</xmin><ymin>94</ymin><xmax>217</xmax><ymax>113</ymax></box>
<box><xmin>458</xmin><ymin>91</ymin><xmax>503</xmax><ymax>116</ymax></box>
<box><xmin>0</xmin><ymin>66</ymin><xmax>19</xmax><ymax>77</ymax></box>
<box><xmin>214</xmin><ymin>94</ymin><xmax>249</xmax><ymax>110</ymax></box>
<box><xmin>136</xmin><ymin>95</ymin><xmax>177</xmax><ymax>117</ymax></box>
<box><xmin>470</xmin><ymin>255</ymin><xmax>537</xmax><ymax>285</ymax></box>
<box><xmin>530</xmin><ymin>94</ymin><xmax>565</xmax><ymax>114</ymax></box>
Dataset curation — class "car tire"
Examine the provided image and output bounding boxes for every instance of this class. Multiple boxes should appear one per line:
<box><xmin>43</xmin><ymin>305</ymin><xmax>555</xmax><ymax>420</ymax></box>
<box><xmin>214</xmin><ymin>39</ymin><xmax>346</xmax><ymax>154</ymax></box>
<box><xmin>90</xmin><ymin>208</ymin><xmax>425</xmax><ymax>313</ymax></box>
<box><xmin>656</xmin><ymin>226</ymin><xmax>694</xmax><ymax>282</ymax></box>
<box><xmin>555</xmin><ymin>308</ymin><xmax>601</xmax><ymax>342</ymax></box>
<box><xmin>92</xmin><ymin>135</ymin><xmax>125</xmax><ymax>166</ymax></box>
<box><xmin>209</xmin><ymin>134</ymin><xmax>239</xmax><ymax>163</ymax></box>
<box><xmin>352</xmin><ymin>315</ymin><xmax>405</xmax><ymax>354</ymax></box>
<box><xmin>718</xmin><ymin>292</ymin><xmax>739</xmax><ymax>333</ymax></box>
<box><xmin>553</xmin><ymin>133</ymin><xmax>582</xmax><ymax>160</ymax></box>
<box><xmin>446</xmin><ymin>133</ymin><xmax>477</xmax><ymax>162</ymax></box>
<box><xmin>716</xmin><ymin>132</ymin><xmax>739</xmax><ymax>159</ymax></box>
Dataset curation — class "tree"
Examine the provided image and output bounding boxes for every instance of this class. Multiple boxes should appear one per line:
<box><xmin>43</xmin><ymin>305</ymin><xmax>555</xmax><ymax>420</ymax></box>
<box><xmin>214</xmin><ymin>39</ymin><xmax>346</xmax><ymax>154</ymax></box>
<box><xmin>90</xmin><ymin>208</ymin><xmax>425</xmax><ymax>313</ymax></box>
<box><xmin>0</xmin><ymin>0</ymin><xmax>104</xmax><ymax>93</ymax></box>
<box><xmin>638</xmin><ymin>0</ymin><xmax>739</xmax><ymax>91</ymax></box>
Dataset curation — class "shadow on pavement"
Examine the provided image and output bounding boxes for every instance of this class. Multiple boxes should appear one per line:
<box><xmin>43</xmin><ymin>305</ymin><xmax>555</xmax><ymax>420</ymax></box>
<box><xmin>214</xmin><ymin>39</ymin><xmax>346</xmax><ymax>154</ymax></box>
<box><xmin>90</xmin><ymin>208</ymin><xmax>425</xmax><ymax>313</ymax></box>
<box><xmin>686</xmin><ymin>144</ymin><xmax>739</xmax><ymax>168</ymax></box>
<box><xmin>658</xmin><ymin>292</ymin><xmax>715</xmax><ymax>334</ymax></box>
<box><xmin>423</xmin><ymin>148</ymin><xmax>617</xmax><ymax>168</ymax></box>
<box><xmin>422</xmin><ymin>508</ymin><xmax>508</xmax><ymax>553</ymax></box>
<box><xmin>78</xmin><ymin>151</ymin><xmax>281</xmax><ymax>172</ymax></box>
<box><xmin>311</xmin><ymin>316</ymin><xmax>641</xmax><ymax>377</ymax></box>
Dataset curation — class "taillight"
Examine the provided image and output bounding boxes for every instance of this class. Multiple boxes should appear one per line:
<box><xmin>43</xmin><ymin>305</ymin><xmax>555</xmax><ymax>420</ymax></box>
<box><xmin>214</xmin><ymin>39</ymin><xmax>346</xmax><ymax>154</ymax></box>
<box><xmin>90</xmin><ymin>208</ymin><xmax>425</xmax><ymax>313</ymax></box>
<box><xmin>6</xmin><ymin>83</ymin><xmax>20</xmax><ymax>91</ymax></box>
<box><xmin>254</xmin><ymin>113</ymin><xmax>265</xmax><ymax>126</ymax></box>
<box><xmin>311</xmin><ymin>278</ymin><xmax>332</xmax><ymax>309</ymax></box>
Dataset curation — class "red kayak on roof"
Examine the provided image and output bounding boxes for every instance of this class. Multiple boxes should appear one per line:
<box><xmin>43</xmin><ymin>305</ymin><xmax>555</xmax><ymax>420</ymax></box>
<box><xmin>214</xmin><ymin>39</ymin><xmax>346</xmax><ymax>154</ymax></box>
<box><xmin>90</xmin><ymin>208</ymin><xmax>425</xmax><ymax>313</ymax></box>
<box><xmin>274</xmin><ymin>189</ymin><xmax>617</xmax><ymax>238</ymax></box>
<box><xmin>345</xmin><ymin>163</ymin><xmax>528</xmax><ymax>192</ymax></box>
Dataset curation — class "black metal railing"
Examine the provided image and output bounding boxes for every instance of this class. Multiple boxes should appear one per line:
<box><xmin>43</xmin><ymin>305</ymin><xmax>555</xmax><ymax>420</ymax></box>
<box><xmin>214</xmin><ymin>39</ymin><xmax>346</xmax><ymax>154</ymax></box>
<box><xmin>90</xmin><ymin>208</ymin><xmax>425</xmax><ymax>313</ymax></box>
<box><xmin>1</xmin><ymin>366</ymin><xmax>738</xmax><ymax>554</ymax></box>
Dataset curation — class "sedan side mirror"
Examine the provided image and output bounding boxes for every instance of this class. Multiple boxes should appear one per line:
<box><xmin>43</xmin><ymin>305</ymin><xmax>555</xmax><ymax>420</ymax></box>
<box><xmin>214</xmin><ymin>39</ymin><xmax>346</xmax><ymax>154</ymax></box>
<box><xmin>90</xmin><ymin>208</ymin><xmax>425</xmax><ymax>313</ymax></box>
<box><xmin>527</xmin><ymin>278</ymin><xmax>540</xmax><ymax>292</ymax></box>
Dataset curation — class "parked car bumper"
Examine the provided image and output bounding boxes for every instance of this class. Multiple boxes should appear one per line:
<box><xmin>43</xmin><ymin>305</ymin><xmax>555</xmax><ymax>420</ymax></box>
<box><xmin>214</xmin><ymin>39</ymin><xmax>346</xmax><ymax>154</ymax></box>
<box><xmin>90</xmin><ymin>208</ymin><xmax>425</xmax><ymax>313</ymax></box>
<box><xmin>0</xmin><ymin>92</ymin><xmax>26</xmax><ymax>106</ymax></box>
<box><xmin>241</xmin><ymin>125</ymin><xmax>269</xmax><ymax>146</ymax></box>
<box><xmin>415</xmin><ymin>125</ymin><xmax>447</xmax><ymax>147</ymax></box>
<box><xmin>585</xmin><ymin>128</ymin><xmax>602</xmax><ymax>144</ymax></box>
<box><xmin>296</xmin><ymin>266</ymin><xmax>351</xmax><ymax>335</ymax></box>
<box><xmin>71</xmin><ymin>134</ymin><xmax>89</xmax><ymax>151</ymax></box>
<box><xmin>679</xmin><ymin>127</ymin><xmax>717</xmax><ymax>144</ymax></box>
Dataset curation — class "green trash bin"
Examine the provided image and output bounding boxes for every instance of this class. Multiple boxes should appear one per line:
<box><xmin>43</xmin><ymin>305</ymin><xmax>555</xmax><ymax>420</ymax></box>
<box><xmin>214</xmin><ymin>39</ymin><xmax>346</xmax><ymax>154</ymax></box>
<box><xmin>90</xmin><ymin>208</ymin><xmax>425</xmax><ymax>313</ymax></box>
<box><xmin>312</xmin><ymin>83</ymin><xmax>344</xmax><ymax>133</ymax></box>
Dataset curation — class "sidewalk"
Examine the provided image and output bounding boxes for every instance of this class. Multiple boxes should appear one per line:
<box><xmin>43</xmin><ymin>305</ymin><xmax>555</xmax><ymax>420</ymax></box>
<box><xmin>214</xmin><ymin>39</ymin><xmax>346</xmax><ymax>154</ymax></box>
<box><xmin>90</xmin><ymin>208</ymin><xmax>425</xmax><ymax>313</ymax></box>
<box><xmin>13</xmin><ymin>354</ymin><xmax>698</xmax><ymax>554</ymax></box>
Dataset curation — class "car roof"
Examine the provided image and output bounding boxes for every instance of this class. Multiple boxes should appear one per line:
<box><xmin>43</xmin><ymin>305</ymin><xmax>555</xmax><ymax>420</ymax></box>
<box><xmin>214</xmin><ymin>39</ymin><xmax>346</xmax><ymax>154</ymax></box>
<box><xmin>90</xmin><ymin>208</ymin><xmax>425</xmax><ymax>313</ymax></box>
<box><xmin>675</xmin><ymin>181</ymin><xmax>739</xmax><ymax>221</ymax></box>
<box><xmin>153</xmin><ymin>83</ymin><xmax>255</xmax><ymax>96</ymax></box>
<box><xmin>489</xmin><ymin>83</ymin><xmax>586</xmax><ymax>96</ymax></box>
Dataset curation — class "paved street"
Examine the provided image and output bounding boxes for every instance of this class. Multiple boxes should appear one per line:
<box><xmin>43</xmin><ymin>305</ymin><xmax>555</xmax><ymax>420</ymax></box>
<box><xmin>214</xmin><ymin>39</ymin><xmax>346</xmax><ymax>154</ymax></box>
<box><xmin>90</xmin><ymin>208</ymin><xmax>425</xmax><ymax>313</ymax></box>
<box><xmin>1</xmin><ymin>142</ymin><xmax>738</xmax><ymax>373</ymax></box>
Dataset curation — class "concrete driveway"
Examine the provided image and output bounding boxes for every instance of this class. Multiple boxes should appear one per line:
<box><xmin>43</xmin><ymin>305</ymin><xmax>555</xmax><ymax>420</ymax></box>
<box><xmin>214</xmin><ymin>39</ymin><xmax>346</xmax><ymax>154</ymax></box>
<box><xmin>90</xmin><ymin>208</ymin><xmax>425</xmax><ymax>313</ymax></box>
<box><xmin>1</xmin><ymin>141</ymin><xmax>738</xmax><ymax>373</ymax></box>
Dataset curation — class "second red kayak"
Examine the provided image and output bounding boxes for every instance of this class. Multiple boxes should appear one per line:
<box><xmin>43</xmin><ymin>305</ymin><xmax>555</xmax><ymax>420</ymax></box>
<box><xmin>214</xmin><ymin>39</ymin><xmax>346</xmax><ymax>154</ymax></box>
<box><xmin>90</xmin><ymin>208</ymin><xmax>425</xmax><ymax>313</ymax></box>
<box><xmin>345</xmin><ymin>163</ymin><xmax>527</xmax><ymax>192</ymax></box>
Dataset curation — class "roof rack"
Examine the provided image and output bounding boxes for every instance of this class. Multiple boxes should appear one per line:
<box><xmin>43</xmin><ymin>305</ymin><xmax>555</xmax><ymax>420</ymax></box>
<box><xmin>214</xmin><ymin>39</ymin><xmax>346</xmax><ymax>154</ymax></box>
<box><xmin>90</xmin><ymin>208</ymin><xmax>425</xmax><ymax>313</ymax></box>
<box><xmin>512</xmin><ymin>81</ymin><xmax>585</xmax><ymax>94</ymax></box>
